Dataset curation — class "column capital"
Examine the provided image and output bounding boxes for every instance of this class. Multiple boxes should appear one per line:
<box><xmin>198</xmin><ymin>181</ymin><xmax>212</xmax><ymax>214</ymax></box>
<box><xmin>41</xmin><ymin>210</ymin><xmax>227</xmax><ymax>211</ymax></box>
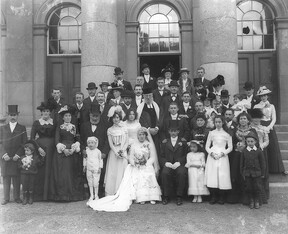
<box><xmin>33</xmin><ymin>24</ymin><xmax>48</xmax><ymax>36</ymax></box>
<box><xmin>275</xmin><ymin>17</ymin><xmax>288</xmax><ymax>30</ymax></box>
<box><xmin>179</xmin><ymin>19</ymin><xmax>193</xmax><ymax>32</ymax></box>
<box><xmin>125</xmin><ymin>21</ymin><xmax>139</xmax><ymax>34</ymax></box>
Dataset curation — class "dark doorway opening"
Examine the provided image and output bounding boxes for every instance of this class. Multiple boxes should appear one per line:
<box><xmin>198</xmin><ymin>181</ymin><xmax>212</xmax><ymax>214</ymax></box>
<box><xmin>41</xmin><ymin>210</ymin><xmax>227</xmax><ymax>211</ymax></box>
<box><xmin>139</xmin><ymin>55</ymin><xmax>180</xmax><ymax>80</ymax></box>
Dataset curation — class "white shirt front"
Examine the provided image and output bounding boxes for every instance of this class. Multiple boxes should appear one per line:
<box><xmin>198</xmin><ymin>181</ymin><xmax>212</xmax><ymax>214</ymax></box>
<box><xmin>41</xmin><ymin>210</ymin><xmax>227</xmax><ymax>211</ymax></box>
<box><xmin>183</xmin><ymin>102</ymin><xmax>189</xmax><ymax>112</ymax></box>
<box><xmin>90</xmin><ymin>96</ymin><xmax>96</xmax><ymax>102</ymax></box>
<box><xmin>171</xmin><ymin>136</ymin><xmax>178</xmax><ymax>147</ymax></box>
<box><xmin>136</xmin><ymin>96</ymin><xmax>142</xmax><ymax>106</ymax></box>
<box><xmin>144</xmin><ymin>74</ymin><xmax>150</xmax><ymax>83</ymax></box>
<box><xmin>91</xmin><ymin>124</ymin><xmax>97</xmax><ymax>132</ymax></box>
<box><xmin>247</xmin><ymin>146</ymin><xmax>257</xmax><ymax>151</ymax></box>
<box><xmin>77</xmin><ymin>103</ymin><xmax>83</xmax><ymax>110</ymax></box>
<box><xmin>9</xmin><ymin>122</ymin><xmax>17</xmax><ymax>133</ymax></box>
<box><xmin>171</xmin><ymin>114</ymin><xmax>178</xmax><ymax>120</ymax></box>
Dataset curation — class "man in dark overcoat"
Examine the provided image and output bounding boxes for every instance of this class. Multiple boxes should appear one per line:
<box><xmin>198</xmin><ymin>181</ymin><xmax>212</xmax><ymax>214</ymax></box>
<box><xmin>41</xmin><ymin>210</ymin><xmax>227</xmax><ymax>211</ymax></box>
<box><xmin>0</xmin><ymin>105</ymin><xmax>27</xmax><ymax>205</ymax></box>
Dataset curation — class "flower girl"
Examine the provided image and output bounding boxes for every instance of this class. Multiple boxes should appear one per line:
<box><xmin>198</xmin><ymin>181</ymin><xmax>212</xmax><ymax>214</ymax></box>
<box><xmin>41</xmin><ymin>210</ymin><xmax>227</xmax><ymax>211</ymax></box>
<box><xmin>185</xmin><ymin>140</ymin><xmax>209</xmax><ymax>203</ymax></box>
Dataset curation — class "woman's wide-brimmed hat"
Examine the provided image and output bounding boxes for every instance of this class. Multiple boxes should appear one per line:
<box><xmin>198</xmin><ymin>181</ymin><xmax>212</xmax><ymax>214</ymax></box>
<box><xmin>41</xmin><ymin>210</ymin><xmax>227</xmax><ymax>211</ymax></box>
<box><xmin>161</xmin><ymin>63</ymin><xmax>175</xmax><ymax>74</ymax></box>
<box><xmin>37</xmin><ymin>102</ymin><xmax>55</xmax><ymax>111</ymax></box>
<box><xmin>256</xmin><ymin>86</ymin><xmax>272</xmax><ymax>96</ymax></box>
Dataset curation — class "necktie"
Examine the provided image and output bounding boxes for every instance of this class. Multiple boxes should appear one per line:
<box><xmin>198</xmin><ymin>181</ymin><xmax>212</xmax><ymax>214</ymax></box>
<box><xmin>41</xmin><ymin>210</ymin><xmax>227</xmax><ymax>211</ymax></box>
<box><xmin>172</xmin><ymin>95</ymin><xmax>176</xmax><ymax>101</ymax></box>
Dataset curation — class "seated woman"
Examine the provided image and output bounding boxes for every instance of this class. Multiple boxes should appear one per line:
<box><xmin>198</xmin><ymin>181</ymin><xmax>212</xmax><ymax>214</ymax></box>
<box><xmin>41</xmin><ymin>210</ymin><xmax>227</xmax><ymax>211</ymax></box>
<box><xmin>87</xmin><ymin>127</ymin><xmax>161</xmax><ymax>212</ymax></box>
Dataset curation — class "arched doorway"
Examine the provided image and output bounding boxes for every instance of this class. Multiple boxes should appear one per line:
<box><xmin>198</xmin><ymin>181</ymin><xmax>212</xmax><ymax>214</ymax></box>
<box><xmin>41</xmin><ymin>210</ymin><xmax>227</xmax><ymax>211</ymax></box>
<box><xmin>46</xmin><ymin>5</ymin><xmax>81</xmax><ymax>104</ymax></box>
<box><xmin>237</xmin><ymin>0</ymin><xmax>278</xmax><ymax>111</ymax></box>
<box><xmin>137</xmin><ymin>3</ymin><xmax>181</xmax><ymax>78</ymax></box>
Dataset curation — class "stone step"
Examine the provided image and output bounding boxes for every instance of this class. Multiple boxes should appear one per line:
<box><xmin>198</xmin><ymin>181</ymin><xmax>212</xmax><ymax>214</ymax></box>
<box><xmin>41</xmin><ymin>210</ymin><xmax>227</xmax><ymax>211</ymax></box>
<box><xmin>274</xmin><ymin>125</ymin><xmax>288</xmax><ymax>132</ymax></box>
<box><xmin>269</xmin><ymin>160</ymin><xmax>288</xmax><ymax>183</ymax></box>
<box><xmin>281</xmin><ymin>150</ymin><xmax>288</xmax><ymax>160</ymax></box>
<box><xmin>279</xmin><ymin>141</ymin><xmax>288</xmax><ymax>150</ymax></box>
<box><xmin>276</xmin><ymin>132</ymin><xmax>288</xmax><ymax>141</ymax></box>
<box><xmin>269</xmin><ymin>183</ymin><xmax>288</xmax><ymax>193</ymax></box>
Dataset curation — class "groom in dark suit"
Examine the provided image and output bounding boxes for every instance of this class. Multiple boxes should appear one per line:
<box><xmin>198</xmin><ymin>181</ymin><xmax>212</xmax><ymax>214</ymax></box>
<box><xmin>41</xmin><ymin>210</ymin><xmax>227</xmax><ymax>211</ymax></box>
<box><xmin>0</xmin><ymin>105</ymin><xmax>27</xmax><ymax>205</ymax></box>
<box><xmin>80</xmin><ymin>104</ymin><xmax>110</xmax><ymax>197</ymax></box>
<box><xmin>111</xmin><ymin>67</ymin><xmax>133</xmax><ymax>91</ymax></box>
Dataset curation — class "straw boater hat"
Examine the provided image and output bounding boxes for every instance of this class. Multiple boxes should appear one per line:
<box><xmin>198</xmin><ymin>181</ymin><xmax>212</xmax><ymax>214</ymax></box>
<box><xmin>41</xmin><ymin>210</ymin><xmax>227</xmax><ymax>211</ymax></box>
<box><xmin>179</xmin><ymin>68</ymin><xmax>190</xmax><ymax>74</ymax></box>
<box><xmin>256</xmin><ymin>86</ymin><xmax>272</xmax><ymax>96</ymax></box>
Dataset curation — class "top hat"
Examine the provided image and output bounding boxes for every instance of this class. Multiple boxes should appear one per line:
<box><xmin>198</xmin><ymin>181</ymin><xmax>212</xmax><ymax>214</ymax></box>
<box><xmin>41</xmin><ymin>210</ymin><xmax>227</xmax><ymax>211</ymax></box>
<box><xmin>256</xmin><ymin>86</ymin><xmax>272</xmax><ymax>96</ymax></box>
<box><xmin>161</xmin><ymin>63</ymin><xmax>175</xmax><ymax>74</ymax></box>
<box><xmin>193</xmin><ymin>77</ymin><xmax>203</xmax><ymax>87</ymax></box>
<box><xmin>89</xmin><ymin>104</ymin><xmax>101</xmax><ymax>116</ymax></box>
<box><xmin>179</xmin><ymin>68</ymin><xmax>190</xmax><ymax>74</ymax></box>
<box><xmin>168</xmin><ymin>80</ymin><xmax>180</xmax><ymax>87</ymax></box>
<box><xmin>86</xmin><ymin>82</ymin><xmax>98</xmax><ymax>90</ymax></box>
<box><xmin>143</xmin><ymin>87</ymin><xmax>153</xmax><ymax>95</ymax></box>
<box><xmin>114</xmin><ymin>67</ymin><xmax>124</xmax><ymax>75</ymax></box>
<box><xmin>58</xmin><ymin>105</ymin><xmax>75</xmax><ymax>116</ymax></box>
<box><xmin>243</xmin><ymin>81</ymin><xmax>254</xmax><ymax>90</ymax></box>
<box><xmin>250</xmin><ymin>108</ymin><xmax>264</xmax><ymax>119</ymax></box>
<box><xmin>37</xmin><ymin>102</ymin><xmax>55</xmax><ymax>112</ymax></box>
<box><xmin>141</xmin><ymin>64</ymin><xmax>150</xmax><ymax>71</ymax></box>
<box><xmin>121</xmin><ymin>90</ymin><xmax>135</xmax><ymax>98</ymax></box>
<box><xmin>245</xmin><ymin>131</ymin><xmax>258</xmax><ymax>141</ymax></box>
<box><xmin>220</xmin><ymin>89</ymin><xmax>230</xmax><ymax>97</ymax></box>
<box><xmin>7</xmin><ymin>105</ymin><xmax>19</xmax><ymax>115</ymax></box>
<box><xmin>99</xmin><ymin>81</ymin><xmax>110</xmax><ymax>87</ymax></box>
<box><xmin>168</xmin><ymin>120</ymin><xmax>179</xmax><ymax>130</ymax></box>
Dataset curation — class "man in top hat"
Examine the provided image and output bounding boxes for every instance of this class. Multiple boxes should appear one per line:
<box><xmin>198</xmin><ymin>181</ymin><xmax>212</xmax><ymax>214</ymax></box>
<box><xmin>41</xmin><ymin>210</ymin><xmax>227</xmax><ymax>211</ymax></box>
<box><xmin>141</xmin><ymin>64</ymin><xmax>157</xmax><ymax>90</ymax></box>
<box><xmin>220</xmin><ymin>89</ymin><xmax>232</xmax><ymax>115</ymax></box>
<box><xmin>178</xmin><ymin>68</ymin><xmax>194</xmax><ymax>95</ymax></box>
<box><xmin>152</xmin><ymin>76</ymin><xmax>170</xmax><ymax>108</ymax></box>
<box><xmin>120</xmin><ymin>90</ymin><xmax>136</xmax><ymax>114</ymax></box>
<box><xmin>83</xmin><ymin>82</ymin><xmax>98</xmax><ymax>111</ymax></box>
<box><xmin>0</xmin><ymin>105</ymin><xmax>28</xmax><ymax>205</ymax></box>
<box><xmin>80</xmin><ymin>104</ymin><xmax>110</xmax><ymax>198</ymax></box>
<box><xmin>197</xmin><ymin>66</ymin><xmax>211</xmax><ymax>91</ymax></box>
<box><xmin>99</xmin><ymin>81</ymin><xmax>111</xmax><ymax>103</ymax></box>
<box><xmin>160</xmin><ymin>120</ymin><xmax>188</xmax><ymax>206</ymax></box>
<box><xmin>193</xmin><ymin>77</ymin><xmax>207</xmax><ymax>101</ymax></box>
<box><xmin>111</xmin><ymin>67</ymin><xmax>133</xmax><ymax>91</ymax></box>
<box><xmin>161</xmin><ymin>80</ymin><xmax>181</xmax><ymax>117</ymax></box>
<box><xmin>243</xmin><ymin>81</ymin><xmax>260</xmax><ymax>110</ymax></box>
<box><xmin>137</xmin><ymin>87</ymin><xmax>161</xmax><ymax>153</ymax></box>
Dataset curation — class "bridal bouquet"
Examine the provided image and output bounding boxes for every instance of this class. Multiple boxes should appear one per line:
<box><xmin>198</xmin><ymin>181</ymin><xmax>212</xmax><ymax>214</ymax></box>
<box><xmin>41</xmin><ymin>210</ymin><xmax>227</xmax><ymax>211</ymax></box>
<box><xmin>134</xmin><ymin>151</ymin><xmax>147</xmax><ymax>168</ymax></box>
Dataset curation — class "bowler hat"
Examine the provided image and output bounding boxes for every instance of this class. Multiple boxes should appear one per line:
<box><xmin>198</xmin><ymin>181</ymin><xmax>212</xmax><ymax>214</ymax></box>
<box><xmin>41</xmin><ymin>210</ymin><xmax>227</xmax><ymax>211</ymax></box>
<box><xmin>179</xmin><ymin>68</ymin><xmax>190</xmax><ymax>74</ymax></box>
<box><xmin>169</xmin><ymin>80</ymin><xmax>180</xmax><ymax>87</ymax></box>
<box><xmin>143</xmin><ymin>87</ymin><xmax>153</xmax><ymax>95</ymax></box>
<box><xmin>99</xmin><ymin>82</ymin><xmax>110</xmax><ymax>87</ymax></box>
<box><xmin>220</xmin><ymin>89</ymin><xmax>230</xmax><ymax>97</ymax></box>
<box><xmin>114</xmin><ymin>67</ymin><xmax>124</xmax><ymax>75</ymax></box>
<box><xmin>121</xmin><ymin>90</ymin><xmax>134</xmax><ymax>98</ymax></box>
<box><xmin>141</xmin><ymin>64</ymin><xmax>150</xmax><ymax>71</ymax></box>
<box><xmin>193</xmin><ymin>77</ymin><xmax>203</xmax><ymax>87</ymax></box>
<box><xmin>243</xmin><ymin>81</ymin><xmax>254</xmax><ymax>90</ymax></box>
<box><xmin>256</xmin><ymin>86</ymin><xmax>272</xmax><ymax>96</ymax></box>
<box><xmin>86</xmin><ymin>82</ymin><xmax>98</xmax><ymax>90</ymax></box>
<box><xmin>89</xmin><ymin>104</ymin><xmax>101</xmax><ymax>116</ymax></box>
<box><xmin>168</xmin><ymin>120</ymin><xmax>179</xmax><ymax>130</ymax></box>
<box><xmin>7</xmin><ymin>105</ymin><xmax>19</xmax><ymax>115</ymax></box>
<box><xmin>245</xmin><ymin>131</ymin><xmax>258</xmax><ymax>141</ymax></box>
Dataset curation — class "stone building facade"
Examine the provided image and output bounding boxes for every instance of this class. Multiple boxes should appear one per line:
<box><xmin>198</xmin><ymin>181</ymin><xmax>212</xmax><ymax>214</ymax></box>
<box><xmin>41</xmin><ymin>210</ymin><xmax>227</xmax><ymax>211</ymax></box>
<box><xmin>0</xmin><ymin>0</ymin><xmax>288</xmax><ymax>126</ymax></box>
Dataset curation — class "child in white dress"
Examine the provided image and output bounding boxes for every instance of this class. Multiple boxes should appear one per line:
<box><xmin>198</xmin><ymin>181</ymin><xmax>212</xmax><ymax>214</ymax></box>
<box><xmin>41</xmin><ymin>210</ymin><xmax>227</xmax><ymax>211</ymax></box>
<box><xmin>185</xmin><ymin>140</ymin><xmax>209</xmax><ymax>203</ymax></box>
<box><xmin>83</xmin><ymin>137</ymin><xmax>103</xmax><ymax>201</ymax></box>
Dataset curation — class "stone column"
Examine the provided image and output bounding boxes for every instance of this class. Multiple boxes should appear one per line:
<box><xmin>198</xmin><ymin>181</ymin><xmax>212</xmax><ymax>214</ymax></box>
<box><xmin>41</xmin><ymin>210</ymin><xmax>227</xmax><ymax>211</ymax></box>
<box><xmin>276</xmin><ymin>18</ymin><xmax>288</xmax><ymax>124</ymax></box>
<box><xmin>81</xmin><ymin>0</ymin><xmax>118</xmax><ymax>92</ymax></box>
<box><xmin>198</xmin><ymin>0</ymin><xmax>238</xmax><ymax>94</ymax></box>
<box><xmin>179</xmin><ymin>19</ymin><xmax>193</xmax><ymax>72</ymax></box>
<box><xmin>0</xmin><ymin>0</ymin><xmax>5</xmax><ymax>123</ymax></box>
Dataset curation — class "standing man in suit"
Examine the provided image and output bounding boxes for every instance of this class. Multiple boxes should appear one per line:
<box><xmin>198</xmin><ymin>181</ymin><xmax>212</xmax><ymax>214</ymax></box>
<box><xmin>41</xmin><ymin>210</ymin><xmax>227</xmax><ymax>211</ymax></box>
<box><xmin>99</xmin><ymin>82</ymin><xmax>111</xmax><ymax>103</ymax></box>
<box><xmin>161</xmin><ymin>80</ymin><xmax>181</xmax><ymax>117</ymax></box>
<box><xmin>133</xmin><ymin>84</ymin><xmax>143</xmax><ymax>107</ymax></box>
<box><xmin>197</xmin><ymin>67</ymin><xmax>211</xmax><ymax>92</ymax></box>
<box><xmin>243</xmin><ymin>81</ymin><xmax>260</xmax><ymax>111</ymax></box>
<box><xmin>111</xmin><ymin>67</ymin><xmax>133</xmax><ymax>91</ymax></box>
<box><xmin>178</xmin><ymin>91</ymin><xmax>197</xmax><ymax>121</ymax></box>
<box><xmin>80</xmin><ymin>104</ymin><xmax>110</xmax><ymax>198</ymax></box>
<box><xmin>120</xmin><ymin>90</ymin><xmax>136</xmax><ymax>114</ymax></box>
<box><xmin>96</xmin><ymin>91</ymin><xmax>111</xmax><ymax>126</ymax></box>
<box><xmin>141</xmin><ymin>63</ymin><xmax>157</xmax><ymax>90</ymax></box>
<box><xmin>220</xmin><ymin>90</ymin><xmax>232</xmax><ymax>115</ymax></box>
<box><xmin>178</xmin><ymin>68</ymin><xmax>194</xmax><ymax>96</ymax></box>
<box><xmin>160</xmin><ymin>120</ymin><xmax>187</xmax><ymax>206</ymax></box>
<box><xmin>83</xmin><ymin>82</ymin><xmax>98</xmax><ymax>111</ymax></box>
<box><xmin>0</xmin><ymin>105</ymin><xmax>28</xmax><ymax>205</ymax></box>
<box><xmin>152</xmin><ymin>77</ymin><xmax>170</xmax><ymax>107</ymax></box>
<box><xmin>47</xmin><ymin>87</ymin><xmax>66</xmax><ymax>126</ymax></box>
<box><xmin>72</xmin><ymin>92</ymin><xmax>89</xmax><ymax>134</ymax></box>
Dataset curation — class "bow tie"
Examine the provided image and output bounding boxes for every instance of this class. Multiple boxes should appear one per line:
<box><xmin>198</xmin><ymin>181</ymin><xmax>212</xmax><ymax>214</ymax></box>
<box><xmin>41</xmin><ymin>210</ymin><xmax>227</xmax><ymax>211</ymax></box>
<box><xmin>91</xmin><ymin>123</ymin><xmax>97</xmax><ymax>126</ymax></box>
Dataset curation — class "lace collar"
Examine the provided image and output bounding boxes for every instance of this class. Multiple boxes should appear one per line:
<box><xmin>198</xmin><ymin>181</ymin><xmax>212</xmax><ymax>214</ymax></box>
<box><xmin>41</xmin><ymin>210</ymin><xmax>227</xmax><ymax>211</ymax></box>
<box><xmin>39</xmin><ymin>118</ymin><xmax>53</xmax><ymax>126</ymax></box>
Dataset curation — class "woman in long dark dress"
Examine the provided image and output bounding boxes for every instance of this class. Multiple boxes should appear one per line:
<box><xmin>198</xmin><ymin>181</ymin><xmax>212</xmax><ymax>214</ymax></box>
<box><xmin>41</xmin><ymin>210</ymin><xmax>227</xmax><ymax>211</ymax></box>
<box><xmin>254</xmin><ymin>86</ymin><xmax>288</xmax><ymax>175</ymax></box>
<box><xmin>31</xmin><ymin>102</ymin><xmax>56</xmax><ymax>201</ymax></box>
<box><xmin>49</xmin><ymin>105</ymin><xmax>85</xmax><ymax>201</ymax></box>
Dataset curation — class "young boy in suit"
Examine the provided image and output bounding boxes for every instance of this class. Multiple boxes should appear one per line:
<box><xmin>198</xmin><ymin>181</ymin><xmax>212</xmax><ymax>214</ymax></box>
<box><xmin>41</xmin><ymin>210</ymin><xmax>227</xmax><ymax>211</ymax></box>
<box><xmin>160</xmin><ymin>120</ymin><xmax>187</xmax><ymax>206</ymax></box>
<box><xmin>0</xmin><ymin>105</ymin><xmax>27</xmax><ymax>205</ymax></box>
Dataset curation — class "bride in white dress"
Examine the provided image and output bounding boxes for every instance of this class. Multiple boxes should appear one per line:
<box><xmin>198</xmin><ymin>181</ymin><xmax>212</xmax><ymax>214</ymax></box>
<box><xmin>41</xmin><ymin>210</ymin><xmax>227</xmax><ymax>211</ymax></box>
<box><xmin>87</xmin><ymin>126</ymin><xmax>161</xmax><ymax>212</ymax></box>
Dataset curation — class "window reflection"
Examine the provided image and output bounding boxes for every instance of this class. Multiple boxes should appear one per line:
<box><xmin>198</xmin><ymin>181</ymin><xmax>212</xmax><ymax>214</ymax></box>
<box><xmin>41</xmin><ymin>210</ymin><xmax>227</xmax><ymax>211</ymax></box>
<box><xmin>48</xmin><ymin>6</ymin><xmax>81</xmax><ymax>55</ymax></box>
<box><xmin>237</xmin><ymin>0</ymin><xmax>274</xmax><ymax>50</ymax></box>
<box><xmin>138</xmin><ymin>3</ymin><xmax>180</xmax><ymax>53</ymax></box>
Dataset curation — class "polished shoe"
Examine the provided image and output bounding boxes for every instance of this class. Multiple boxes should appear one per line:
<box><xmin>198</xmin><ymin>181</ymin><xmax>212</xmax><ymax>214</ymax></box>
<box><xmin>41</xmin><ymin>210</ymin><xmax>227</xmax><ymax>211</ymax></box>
<box><xmin>218</xmin><ymin>198</ymin><xmax>224</xmax><ymax>205</ymax></box>
<box><xmin>1</xmin><ymin>200</ymin><xmax>9</xmax><ymax>205</ymax></box>
<box><xmin>22</xmin><ymin>191</ymin><xmax>28</xmax><ymax>205</ymax></box>
<box><xmin>162</xmin><ymin>197</ymin><xmax>169</xmax><ymax>205</ymax></box>
<box><xmin>254</xmin><ymin>201</ymin><xmax>260</xmax><ymax>209</ymax></box>
<box><xmin>249</xmin><ymin>199</ymin><xmax>254</xmax><ymax>209</ymax></box>
<box><xmin>14</xmin><ymin>199</ymin><xmax>22</xmax><ymax>204</ymax></box>
<box><xmin>209</xmin><ymin>197</ymin><xmax>217</xmax><ymax>205</ymax></box>
<box><xmin>176</xmin><ymin>197</ymin><xmax>183</xmax><ymax>206</ymax></box>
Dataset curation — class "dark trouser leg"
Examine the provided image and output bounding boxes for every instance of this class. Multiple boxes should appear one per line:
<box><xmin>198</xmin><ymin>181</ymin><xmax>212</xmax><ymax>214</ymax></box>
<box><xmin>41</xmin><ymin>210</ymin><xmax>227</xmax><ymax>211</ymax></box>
<box><xmin>3</xmin><ymin>176</ymin><xmax>11</xmax><ymax>201</ymax></box>
<box><xmin>12</xmin><ymin>176</ymin><xmax>21</xmax><ymax>200</ymax></box>
<box><xmin>21</xmin><ymin>174</ymin><xmax>29</xmax><ymax>192</ymax></box>
<box><xmin>161</xmin><ymin>167</ymin><xmax>173</xmax><ymax>197</ymax></box>
<box><xmin>99</xmin><ymin>157</ymin><xmax>107</xmax><ymax>198</ymax></box>
<box><xmin>175</xmin><ymin>166</ymin><xmax>187</xmax><ymax>197</ymax></box>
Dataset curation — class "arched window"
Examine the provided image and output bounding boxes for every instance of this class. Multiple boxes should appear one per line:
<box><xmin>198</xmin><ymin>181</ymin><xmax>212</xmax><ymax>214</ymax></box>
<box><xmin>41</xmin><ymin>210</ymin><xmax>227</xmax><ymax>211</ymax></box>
<box><xmin>237</xmin><ymin>0</ymin><xmax>274</xmax><ymax>50</ymax></box>
<box><xmin>138</xmin><ymin>4</ymin><xmax>180</xmax><ymax>53</ymax></box>
<box><xmin>48</xmin><ymin>6</ymin><xmax>81</xmax><ymax>55</ymax></box>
